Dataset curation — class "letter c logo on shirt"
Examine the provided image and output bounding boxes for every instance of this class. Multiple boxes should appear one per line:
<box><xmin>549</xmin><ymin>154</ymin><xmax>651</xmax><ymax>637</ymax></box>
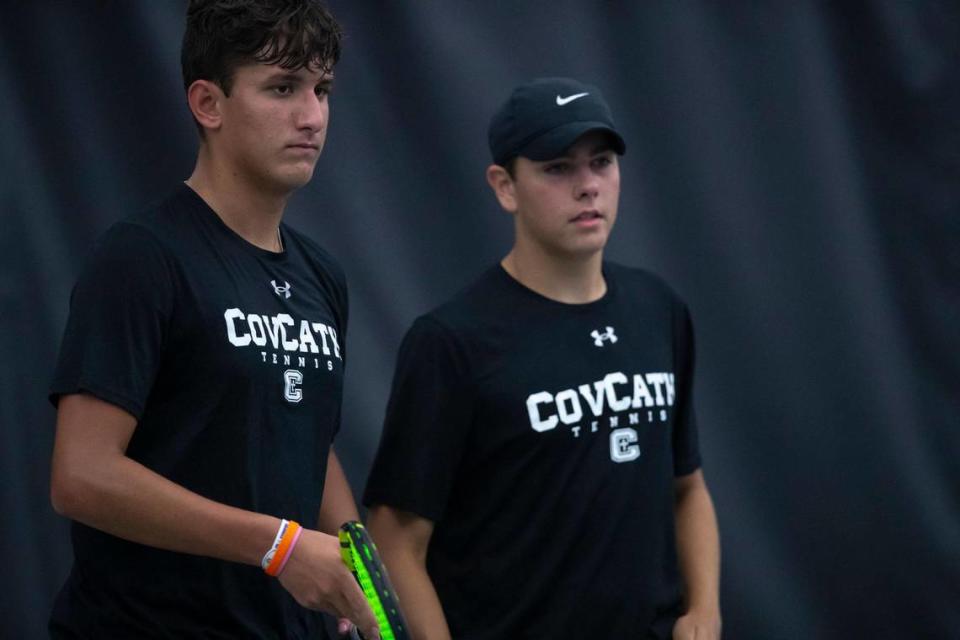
<box><xmin>283</xmin><ymin>369</ymin><xmax>303</xmax><ymax>403</ymax></box>
<box><xmin>610</xmin><ymin>427</ymin><xmax>640</xmax><ymax>463</ymax></box>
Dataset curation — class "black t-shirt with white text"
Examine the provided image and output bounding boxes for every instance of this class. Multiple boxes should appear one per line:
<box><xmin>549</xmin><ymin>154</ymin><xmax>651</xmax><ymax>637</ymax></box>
<box><xmin>364</xmin><ymin>264</ymin><xmax>700</xmax><ymax>639</ymax></box>
<box><xmin>50</xmin><ymin>184</ymin><xmax>347</xmax><ymax>639</ymax></box>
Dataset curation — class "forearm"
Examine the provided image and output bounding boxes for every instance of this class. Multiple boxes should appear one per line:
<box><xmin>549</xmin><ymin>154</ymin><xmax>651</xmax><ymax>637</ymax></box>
<box><xmin>51</xmin><ymin>394</ymin><xmax>381</xmax><ymax>636</ymax></box>
<box><xmin>316</xmin><ymin>448</ymin><xmax>360</xmax><ymax>535</ymax></box>
<box><xmin>367</xmin><ymin>507</ymin><xmax>451</xmax><ymax>640</ymax></box>
<box><xmin>52</xmin><ymin>450</ymin><xmax>279</xmax><ymax>566</ymax></box>
<box><xmin>674</xmin><ymin>475</ymin><xmax>721</xmax><ymax>614</ymax></box>
<box><xmin>380</xmin><ymin>550</ymin><xmax>450</xmax><ymax>640</ymax></box>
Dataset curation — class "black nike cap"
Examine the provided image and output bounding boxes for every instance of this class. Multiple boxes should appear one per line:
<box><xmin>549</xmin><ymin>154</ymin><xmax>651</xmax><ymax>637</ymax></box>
<box><xmin>487</xmin><ymin>77</ymin><xmax>626</xmax><ymax>166</ymax></box>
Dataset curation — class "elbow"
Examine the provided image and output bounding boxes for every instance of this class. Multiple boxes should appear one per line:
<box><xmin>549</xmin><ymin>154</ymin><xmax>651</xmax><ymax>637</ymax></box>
<box><xmin>50</xmin><ymin>463</ymin><xmax>95</xmax><ymax>520</ymax></box>
<box><xmin>50</xmin><ymin>467</ymin><xmax>76</xmax><ymax>517</ymax></box>
<box><xmin>367</xmin><ymin>509</ymin><xmax>430</xmax><ymax>565</ymax></box>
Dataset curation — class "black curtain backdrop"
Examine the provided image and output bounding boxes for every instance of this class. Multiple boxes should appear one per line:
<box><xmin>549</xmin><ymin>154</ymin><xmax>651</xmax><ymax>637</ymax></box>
<box><xmin>2</xmin><ymin>2</ymin><xmax>958</xmax><ymax>638</ymax></box>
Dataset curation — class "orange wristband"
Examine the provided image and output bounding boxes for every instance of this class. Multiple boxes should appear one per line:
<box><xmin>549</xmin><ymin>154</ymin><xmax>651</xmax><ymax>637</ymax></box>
<box><xmin>262</xmin><ymin>520</ymin><xmax>302</xmax><ymax>576</ymax></box>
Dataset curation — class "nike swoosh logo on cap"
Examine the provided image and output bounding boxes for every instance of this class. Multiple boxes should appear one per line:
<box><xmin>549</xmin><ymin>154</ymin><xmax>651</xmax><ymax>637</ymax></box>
<box><xmin>556</xmin><ymin>92</ymin><xmax>589</xmax><ymax>106</ymax></box>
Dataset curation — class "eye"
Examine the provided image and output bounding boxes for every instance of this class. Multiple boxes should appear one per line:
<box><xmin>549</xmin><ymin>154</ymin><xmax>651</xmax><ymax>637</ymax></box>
<box><xmin>544</xmin><ymin>162</ymin><xmax>569</xmax><ymax>175</ymax></box>
<box><xmin>592</xmin><ymin>155</ymin><xmax>613</xmax><ymax>169</ymax></box>
<box><xmin>272</xmin><ymin>84</ymin><xmax>293</xmax><ymax>96</ymax></box>
<box><xmin>315</xmin><ymin>84</ymin><xmax>331</xmax><ymax>97</ymax></box>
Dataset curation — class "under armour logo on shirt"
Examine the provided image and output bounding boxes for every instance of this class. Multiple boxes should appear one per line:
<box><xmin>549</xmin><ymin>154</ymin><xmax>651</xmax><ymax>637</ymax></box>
<box><xmin>591</xmin><ymin>326</ymin><xmax>618</xmax><ymax>347</ymax></box>
<box><xmin>271</xmin><ymin>280</ymin><xmax>291</xmax><ymax>299</ymax></box>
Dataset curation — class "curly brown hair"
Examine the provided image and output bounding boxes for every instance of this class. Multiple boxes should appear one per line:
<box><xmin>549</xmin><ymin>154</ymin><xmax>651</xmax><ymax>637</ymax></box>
<box><xmin>181</xmin><ymin>0</ymin><xmax>342</xmax><ymax>97</ymax></box>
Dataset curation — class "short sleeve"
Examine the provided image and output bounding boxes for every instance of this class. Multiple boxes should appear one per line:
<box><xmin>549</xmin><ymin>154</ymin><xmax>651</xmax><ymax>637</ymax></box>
<box><xmin>363</xmin><ymin>315</ymin><xmax>474</xmax><ymax>521</ymax></box>
<box><xmin>49</xmin><ymin>223</ymin><xmax>175</xmax><ymax>420</ymax></box>
<box><xmin>671</xmin><ymin>301</ymin><xmax>702</xmax><ymax>476</ymax></box>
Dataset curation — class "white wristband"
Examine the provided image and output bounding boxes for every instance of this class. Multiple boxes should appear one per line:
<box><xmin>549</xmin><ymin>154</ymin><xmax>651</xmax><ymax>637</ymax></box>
<box><xmin>261</xmin><ymin>519</ymin><xmax>291</xmax><ymax>570</ymax></box>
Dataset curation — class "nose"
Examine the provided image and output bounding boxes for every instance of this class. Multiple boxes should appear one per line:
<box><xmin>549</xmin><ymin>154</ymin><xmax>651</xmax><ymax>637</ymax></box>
<box><xmin>296</xmin><ymin>91</ymin><xmax>328</xmax><ymax>134</ymax></box>
<box><xmin>574</xmin><ymin>166</ymin><xmax>599</xmax><ymax>201</ymax></box>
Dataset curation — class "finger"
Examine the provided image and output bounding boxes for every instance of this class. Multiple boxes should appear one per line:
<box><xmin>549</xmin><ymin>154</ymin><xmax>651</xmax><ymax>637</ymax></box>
<box><xmin>333</xmin><ymin>591</ymin><xmax>359</xmax><ymax>624</ymax></box>
<box><xmin>352</xmin><ymin>601</ymin><xmax>380</xmax><ymax>640</ymax></box>
<box><xmin>337</xmin><ymin>618</ymin><xmax>352</xmax><ymax>636</ymax></box>
<box><xmin>355</xmin><ymin>602</ymin><xmax>380</xmax><ymax>640</ymax></box>
<box><xmin>335</xmin><ymin>578</ymin><xmax>378</xmax><ymax>640</ymax></box>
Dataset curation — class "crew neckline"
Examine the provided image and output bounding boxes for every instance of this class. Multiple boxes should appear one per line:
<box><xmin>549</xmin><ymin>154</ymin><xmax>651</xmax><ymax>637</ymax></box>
<box><xmin>494</xmin><ymin>262</ymin><xmax>615</xmax><ymax>311</ymax></box>
<box><xmin>179</xmin><ymin>183</ymin><xmax>288</xmax><ymax>262</ymax></box>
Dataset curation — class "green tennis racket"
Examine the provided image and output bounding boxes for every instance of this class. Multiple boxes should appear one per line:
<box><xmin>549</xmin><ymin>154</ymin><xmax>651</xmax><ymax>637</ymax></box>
<box><xmin>339</xmin><ymin>520</ymin><xmax>410</xmax><ymax>640</ymax></box>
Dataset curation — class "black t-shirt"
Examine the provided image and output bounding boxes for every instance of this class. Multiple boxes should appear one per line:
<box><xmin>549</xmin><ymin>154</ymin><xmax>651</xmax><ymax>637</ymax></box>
<box><xmin>364</xmin><ymin>264</ymin><xmax>701</xmax><ymax>639</ymax></box>
<box><xmin>49</xmin><ymin>184</ymin><xmax>347</xmax><ymax>639</ymax></box>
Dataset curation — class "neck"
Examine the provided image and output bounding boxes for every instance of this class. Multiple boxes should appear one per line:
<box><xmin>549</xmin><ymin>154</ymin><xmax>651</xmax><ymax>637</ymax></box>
<box><xmin>185</xmin><ymin>146</ymin><xmax>288</xmax><ymax>252</ymax></box>
<box><xmin>501</xmin><ymin>244</ymin><xmax>606</xmax><ymax>304</ymax></box>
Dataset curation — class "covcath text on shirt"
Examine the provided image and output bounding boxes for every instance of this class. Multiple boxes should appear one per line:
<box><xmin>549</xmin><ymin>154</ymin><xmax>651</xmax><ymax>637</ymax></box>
<box><xmin>224</xmin><ymin>307</ymin><xmax>342</xmax><ymax>367</ymax></box>
<box><xmin>526</xmin><ymin>370</ymin><xmax>677</xmax><ymax>462</ymax></box>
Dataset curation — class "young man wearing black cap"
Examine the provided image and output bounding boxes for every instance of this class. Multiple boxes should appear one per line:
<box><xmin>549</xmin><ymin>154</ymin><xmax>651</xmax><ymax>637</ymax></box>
<box><xmin>364</xmin><ymin>77</ymin><xmax>721</xmax><ymax>639</ymax></box>
<box><xmin>47</xmin><ymin>2</ymin><xmax>379</xmax><ymax>638</ymax></box>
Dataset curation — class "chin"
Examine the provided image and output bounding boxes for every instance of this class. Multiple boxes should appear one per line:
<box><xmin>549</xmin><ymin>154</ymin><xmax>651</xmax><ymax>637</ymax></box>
<box><xmin>557</xmin><ymin>245</ymin><xmax>607</xmax><ymax>262</ymax></box>
<box><xmin>569</xmin><ymin>236</ymin><xmax>609</xmax><ymax>255</ymax></box>
<box><xmin>275</xmin><ymin>167</ymin><xmax>317</xmax><ymax>191</ymax></box>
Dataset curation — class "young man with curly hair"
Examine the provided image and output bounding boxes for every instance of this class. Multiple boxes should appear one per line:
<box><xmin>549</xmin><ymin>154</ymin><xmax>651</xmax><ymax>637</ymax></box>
<box><xmin>48</xmin><ymin>2</ymin><xmax>379</xmax><ymax>637</ymax></box>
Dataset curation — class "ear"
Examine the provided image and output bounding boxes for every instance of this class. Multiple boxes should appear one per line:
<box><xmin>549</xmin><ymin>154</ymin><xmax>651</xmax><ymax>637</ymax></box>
<box><xmin>186</xmin><ymin>79</ymin><xmax>224</xmax><ymax>133</ymax></box>
<box><xmin>485</xmin><ymin>164</ymin><xmax>518</xmax><ymax>213</ymax></box>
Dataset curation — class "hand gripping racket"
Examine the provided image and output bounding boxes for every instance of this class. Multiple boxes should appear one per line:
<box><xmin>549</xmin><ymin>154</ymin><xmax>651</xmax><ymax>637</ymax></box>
<box><xmin>339</xmin><ymin>520</ymin><xmax>410</xmax><ymax>640</ymax></box>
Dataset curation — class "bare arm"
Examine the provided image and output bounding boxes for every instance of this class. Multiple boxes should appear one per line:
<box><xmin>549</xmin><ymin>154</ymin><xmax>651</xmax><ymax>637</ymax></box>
<box><xmin>367</xmin><ymin>505</ymin><xmax>451</xmax><ymax>640</ymax></box>
<box><xmin>50</xmin><ymin>392</ymin><xmax>380</xmax><ymax>639</ymax></box>
<box><xmin>672</xmin><ymin>469</ymin><xmax>721</xmax><ymax>640</ymax></box>
<box><xmin>314</xmin><ymin>448</ymin><xmax>362</xmax><ymax>637</ymax></box>
<box><xmin>316</xmin><ymin>448</ymin><xmax>360</xmax><ymax>535</ymax></box>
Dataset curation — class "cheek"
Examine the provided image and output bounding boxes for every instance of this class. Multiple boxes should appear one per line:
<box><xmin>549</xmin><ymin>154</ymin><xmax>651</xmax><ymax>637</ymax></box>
<box><xmin>603</xmin><ymin>173</ymin><xmax>621</xmax><ymax>208</ymax></box>
<box><xmin>526</xmin><ymin>202</ymin><xmax>563</xmax><ymax>234</ymax></box>
<box><xmin>521</xmin><ymin>183</ymin><xmax>562</xmax><ymax>215</ymax></box>
<box><xmin>608</xmin><ymin>169</ymin><xmax>621</xmax><ymax>196</ymax></box>
<box><xmin>223</xmin><ymin>107</ymin><xmax>258</xmax><ymax>148</ymax></box>
<box><xmin>235</xmin><ymin>101</ymin><xmax>280</xmax><ymax>137</ymax></box>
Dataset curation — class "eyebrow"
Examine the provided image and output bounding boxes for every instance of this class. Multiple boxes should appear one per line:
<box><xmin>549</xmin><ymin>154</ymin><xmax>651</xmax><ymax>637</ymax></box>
<box><xmin>261</xmin><ymin>71</ymin><xmax>335</xmax><ymax>86</ymax></box>
<box><xmin>262</xmin><ymin>72</ymin><xmax>304</xmax><ymax>84</ymax></box>
<box><xmin>550</xmin><ymin>145</ymin><xmax>614</xmax><ymax>161</ymax></box>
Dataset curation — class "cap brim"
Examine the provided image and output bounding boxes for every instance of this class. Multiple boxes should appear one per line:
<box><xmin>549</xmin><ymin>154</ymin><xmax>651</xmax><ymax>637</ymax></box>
<box><xmin>520</xmin><ymin>122</ymin><xmax>626</xmax><ymax>161</ymax></box>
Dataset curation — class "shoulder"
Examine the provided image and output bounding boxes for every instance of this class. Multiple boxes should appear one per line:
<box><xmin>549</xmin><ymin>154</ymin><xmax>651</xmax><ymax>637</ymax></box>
<box><xmin>68</xmin><ymin>221</ymin><xmax>180</xmax><ymax>317</ymax></box>
<box><xmin>283</xmin><ymin>226</ymin><xmax>347</xmax><ymax>288</ymax></box>
<box><xmin>391</xmin><ymin>266</ymin><xmax>509</xmax><ymax>365</ymax></box>
<box><xmin>605</xmin><ymin>261</ymin><xmax>689</xmax><ymax>310</ymax></box>
<box><xmin>85</xmin><ymin>217</ymin><xmax>176</xmax><ymax>277</ymax></box>
<box><xmin>76</xmin><ymin>187</ymin><xmax>219</xmax><ymax>297</ymax></box>
<box><xmin>418</xmin><ymin>265</ymin><xmax>508</xmax><ymax>337</ymax></box>
<box><xmin>96</xmin><ymin>186</ymin><xmax>202</xmax><ymax>259</ymax></box>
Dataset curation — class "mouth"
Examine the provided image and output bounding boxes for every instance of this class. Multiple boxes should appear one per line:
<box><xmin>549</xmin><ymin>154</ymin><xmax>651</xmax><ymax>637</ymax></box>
<box><xmin>570</xmin><ymin>210</ymin><xmax>603</xmax><ymax>223</ymax></box>
<box><xmin>286</xmin><ymin>143</ymin><xmax>320</xmax><ymax>152</ymax></box>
